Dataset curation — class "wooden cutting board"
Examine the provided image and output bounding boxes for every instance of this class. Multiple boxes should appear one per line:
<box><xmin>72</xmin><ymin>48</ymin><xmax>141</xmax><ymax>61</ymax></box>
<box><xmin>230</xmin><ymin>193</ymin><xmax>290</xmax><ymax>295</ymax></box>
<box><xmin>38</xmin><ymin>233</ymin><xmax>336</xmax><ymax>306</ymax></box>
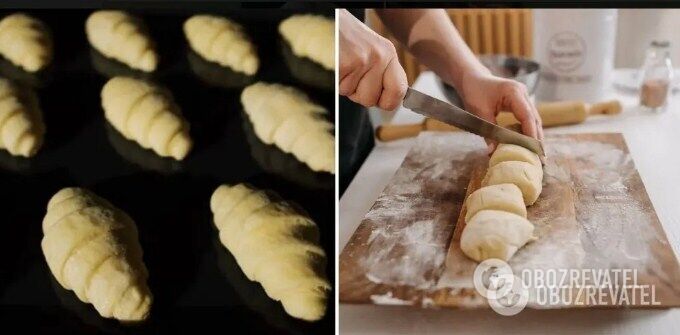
<box><xmin>339</xmin><ymin>132</ymin><xmax>680</xmax><ymax>309</ymax></box>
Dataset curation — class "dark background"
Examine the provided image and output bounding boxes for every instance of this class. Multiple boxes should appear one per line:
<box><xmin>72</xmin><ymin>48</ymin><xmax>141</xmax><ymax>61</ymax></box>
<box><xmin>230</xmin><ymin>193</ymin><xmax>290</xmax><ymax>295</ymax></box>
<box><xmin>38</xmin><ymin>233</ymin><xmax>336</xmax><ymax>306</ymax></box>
<box><xmin>0</xmin><ymin>6</ymin><xmax>335</xmax><ymax>335</ymax></box>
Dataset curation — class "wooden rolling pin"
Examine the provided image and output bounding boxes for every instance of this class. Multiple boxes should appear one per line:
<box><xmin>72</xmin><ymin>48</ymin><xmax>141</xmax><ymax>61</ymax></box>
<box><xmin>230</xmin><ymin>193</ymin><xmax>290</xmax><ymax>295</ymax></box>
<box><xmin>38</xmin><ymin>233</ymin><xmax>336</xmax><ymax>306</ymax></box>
<box><xmin>376</xmin><ymin>100</ymin><xmax>622</xmax><ymax>142</ymax></box>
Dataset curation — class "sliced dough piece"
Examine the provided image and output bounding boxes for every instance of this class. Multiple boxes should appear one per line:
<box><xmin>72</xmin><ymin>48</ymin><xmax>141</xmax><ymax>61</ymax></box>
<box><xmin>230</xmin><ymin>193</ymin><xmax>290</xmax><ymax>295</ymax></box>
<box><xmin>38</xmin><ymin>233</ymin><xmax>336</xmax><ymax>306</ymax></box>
<box><xmin>0</xmin><ymin>13</ymin><xmax>52</xmax><ymax>72</ymax></box>
<box><xmin>41</xmin><ymin>187</ymin><xmax>151</xmax><ymax>321</ymax></box>
<box><xmin>210</xmin><ymin>183</ymin><xmax>330</xmax><ymax>321</ymax></box>
<box><xmin>482</xmin><ymin>161</ymin><xmax>543</xmax><ymax>205</ymax></box>
<box><xmin>0</xmin><ymin>77</ymin><xmax>45</xmax><ymax>157</ymax></box>
<box><xmin>241</xmin><ymin>82</ymin><xmax>334</xmax><ymax>174</ymax></box>
<box><xmin>101</xmin><ymin>76</ymin><xmax>192</xmax><ymax>160</ymax></box>
<box><xmin>279</xmin><ymin>14</ymin><xmax>334</xmax><ymax>70</ymax></box>
<box><xmin>460</xmin><ymin>209</ymin><xmax>535</xmax><ymax>262</ymax></box>
<box><xmin>86</xmin><ymin>10</ymin><xmax>158</xmax><ymax>72</ymax></box>
<box><xmin>184</xmin><ymin>15</ymin><xmax>258</xmax><ymax>75</ymax></box>
<box><xmin>489</xmin><ymin>143</ymin><xmax>542</xmax><ymax>168</ymax></box>
<box><xmin>465</xmin><ymin>183</ymin><xmax>527</xmax><ymax>222</ymax></box>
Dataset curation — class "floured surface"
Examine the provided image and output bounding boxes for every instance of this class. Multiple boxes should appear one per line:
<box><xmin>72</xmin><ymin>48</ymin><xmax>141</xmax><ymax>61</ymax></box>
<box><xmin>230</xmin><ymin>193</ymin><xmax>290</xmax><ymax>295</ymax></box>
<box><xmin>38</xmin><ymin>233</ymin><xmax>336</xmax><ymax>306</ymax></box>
<box><xmin>339</xmin><ymin>132</ymin><xmax>680</xmax><ymax>308</ymax></box>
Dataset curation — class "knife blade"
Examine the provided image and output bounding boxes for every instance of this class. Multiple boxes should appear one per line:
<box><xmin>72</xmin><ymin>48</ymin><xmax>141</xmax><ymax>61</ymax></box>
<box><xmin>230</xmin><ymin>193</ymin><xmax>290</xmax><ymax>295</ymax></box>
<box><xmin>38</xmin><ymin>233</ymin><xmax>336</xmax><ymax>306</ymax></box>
<box><xmin>402</xmin><ymin>87</ymin><xmax>545</xmax><ymax>157</ymax></box>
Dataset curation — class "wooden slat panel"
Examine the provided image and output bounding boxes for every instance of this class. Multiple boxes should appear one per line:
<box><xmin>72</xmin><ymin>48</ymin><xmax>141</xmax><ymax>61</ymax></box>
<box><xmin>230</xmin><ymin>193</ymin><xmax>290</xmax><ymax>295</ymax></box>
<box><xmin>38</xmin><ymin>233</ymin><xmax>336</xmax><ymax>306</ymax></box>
<box><xmin>521</xmin><ymin>9</ymin><xmax>533</xmax><ymax>57</ymax></box>
<box><xmin>467</xmin><ymin>10</ymin><xmax>481</xmax><ymax>54</ymax></box>
<box><xmin>481</xmin><ymin>11</ymin><xmax>494</xmax><ymax>54</ymax></box>
<box><xmin>509</xmin><ymin>10</ymin><xmax>521</xmax><ymax>55</ymax></box>
<box><xmin>364</xmin><ymin>9</ymin><xmax>534</xmax><ymax>83</ymax></box>
<box><xmin>494</xmin><ymin>10</ymin><xmax>507</xmax><ymax>54</ymax></box>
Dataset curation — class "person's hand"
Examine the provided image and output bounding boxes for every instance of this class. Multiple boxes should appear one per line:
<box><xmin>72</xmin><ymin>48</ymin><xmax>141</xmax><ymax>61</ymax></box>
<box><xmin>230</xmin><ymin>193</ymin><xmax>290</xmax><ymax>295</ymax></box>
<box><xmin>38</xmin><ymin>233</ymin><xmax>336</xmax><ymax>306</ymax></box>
<box><xmin>458</xmin><ymin>71</ymin><xmax>544</xmax><ymax>152</ymax></box>
<box><xmin>339</xmin><ymin>9</ymin><xmax>408</xmax><ymax>111</ymax></box>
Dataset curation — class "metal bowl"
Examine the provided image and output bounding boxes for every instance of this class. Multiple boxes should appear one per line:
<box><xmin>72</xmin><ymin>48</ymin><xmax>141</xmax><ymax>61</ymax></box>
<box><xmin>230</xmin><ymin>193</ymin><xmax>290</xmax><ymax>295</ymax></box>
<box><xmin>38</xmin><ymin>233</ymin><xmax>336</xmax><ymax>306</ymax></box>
<box><xmin>438</xmin><ymin>54</ymin><xmax>540</xmax><ymax>106</ymax></box>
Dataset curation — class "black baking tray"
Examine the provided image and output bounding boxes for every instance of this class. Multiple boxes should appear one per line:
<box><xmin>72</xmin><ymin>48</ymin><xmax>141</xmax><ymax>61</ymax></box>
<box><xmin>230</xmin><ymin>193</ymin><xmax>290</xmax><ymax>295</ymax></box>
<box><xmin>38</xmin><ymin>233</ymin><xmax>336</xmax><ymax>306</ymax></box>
<box><xmin>0</xmin><ymin>6</ymin><xmax>335</xmax><ymax>335</ymax></box>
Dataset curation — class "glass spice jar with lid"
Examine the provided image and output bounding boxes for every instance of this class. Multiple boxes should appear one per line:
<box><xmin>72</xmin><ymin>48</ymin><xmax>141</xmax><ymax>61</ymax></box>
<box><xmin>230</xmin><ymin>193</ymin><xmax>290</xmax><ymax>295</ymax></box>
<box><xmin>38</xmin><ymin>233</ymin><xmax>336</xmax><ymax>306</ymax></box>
<box><xmin>639</xmin><ymin>40</ymin><xmax>674</xmax><ymax>112</ymax></box>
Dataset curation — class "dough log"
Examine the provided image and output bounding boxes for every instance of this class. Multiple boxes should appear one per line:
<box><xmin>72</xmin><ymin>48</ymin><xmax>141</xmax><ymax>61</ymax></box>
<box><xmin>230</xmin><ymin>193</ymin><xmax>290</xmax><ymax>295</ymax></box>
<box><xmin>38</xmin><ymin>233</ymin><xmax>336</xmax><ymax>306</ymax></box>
<box><xmin>279</xmin><ymin>14</ymin><xmax>334</xmax><ymax>71</ymax></box>
<box><xmin>465</xmin><ymin>183</ymin><xmax>527</xmax><ymax>222</ymax></box>
<box><xmin>460</xmin><ymin>210</ymin><xmax>535</xmax><ymax>262</ymax></box>
<box><xmin>42</xmin><ymin>187</ymin><xmax>152</xmax><ymax>321</ymax></box>
<box><xmin>184</xmin><ymin>15</ymin><xmax>258</xmax><ymax>75</ymax></box>
<box><xmin>0</xmin><ymin>77</ymin><xmax>44</xmax><ymax>157</ymax></box>
<box><xmin>241</xmin><ymin>82</ymin><xmax>334</xmax><ymax>174</ymax></box>
<box><xmin>0</xmin><ymin>13</ymin><xmax>53</xmax><ymax>72</ymax></box>
<box><xmin>460</xmin><ymin>144</ymin><xmax>544</xmax><ymax>262</ymax></box>
<box><xmin>101</xmin><ymin>76</ymin><xmax>192</xmax><ymax>160</ymax></box>
<box><xmin>86</xmin><ymin>10</ymin><xmax>158</xmax><ymax>72</ymax></box>
<box><xmin>210</xmin><ymin>183</ymin><xmax>330</xmax><ymax>321</ymax></box>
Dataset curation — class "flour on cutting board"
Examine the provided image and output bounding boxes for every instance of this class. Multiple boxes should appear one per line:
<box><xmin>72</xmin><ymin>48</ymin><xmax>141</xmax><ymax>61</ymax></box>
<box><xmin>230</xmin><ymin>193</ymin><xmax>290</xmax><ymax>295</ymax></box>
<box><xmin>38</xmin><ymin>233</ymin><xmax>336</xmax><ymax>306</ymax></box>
<box><xmin>360</xmin><ymin>133</ymin><xmax>486</xmax><ymax>289</ymax></box>
<box><xmin>438</xmin><ymin>135</ymin><xmax>663</xmax><ymax>303</ymax></box>
<box><xmin>546</xmin><ymin>136</ymin><xmax>656</xmax><ymax>270</ymax></box>
<box><xmin>344</xmin><ymin>132</ymin><xmax>680</xmax><ymax>308</ymax></box>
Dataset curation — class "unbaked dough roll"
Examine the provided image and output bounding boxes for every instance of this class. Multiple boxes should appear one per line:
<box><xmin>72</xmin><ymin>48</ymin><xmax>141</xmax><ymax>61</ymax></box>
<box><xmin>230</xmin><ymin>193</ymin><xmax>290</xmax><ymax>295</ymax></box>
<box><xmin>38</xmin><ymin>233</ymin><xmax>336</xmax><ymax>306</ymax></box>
<box><xmin>0</xmin><ymin>13</ymin><xmax>52</xmax><ymax>72</ymax></box>
<box><xmin>210</xmin><ymin>183</ymin><xmax>330</xmax><ymax>321</ymax></box>
<box><xmin>489</xmin><ymin>143</ymin><xmax>542</xmax><ymax>168</ymax></box>
<box><xmin>279</xmin><ymin>14</ymin><xmax>334</xmax><ymax>70</ymax></box>
<box><xmin>0</xmin><ymin>77</ymin><xmax>45</xmax><ymax>157</ymax></box>
<box><xmin>184</xmin><ymin>15</ymin><xmax>258</xmax><ymax>75</ymax></box>
<box><xmin>241</xmin><ymin>82</ymin><xmax>334</xmax><ymax>174</ymax></box>
<box><xmin>460</xmin><ymin>209</ymin><xmax>535</xmax><ymax>262</ymax></box>
<box><xmin>42</xmin><ymin>187</ymin><xmax>151</xmax><ymax>321</ymax></box>
<box><xmin>465</xmin><ymin>183</ymin><xmax>527</xmax><ymax>222</ymax></box>
<box><xmin>482</xmin><ymin>161</ymin><xmax>543</xmax><ymax>205</ymax></box>
<box><xmin>101</xmin><ymin>76</ymin><xmax>192</xmax><ymax>160</ymax></box>
<box><xmin>86</xmin><ymin>10</ymin><xmax>158</xmax><ymax>72</ymax></box>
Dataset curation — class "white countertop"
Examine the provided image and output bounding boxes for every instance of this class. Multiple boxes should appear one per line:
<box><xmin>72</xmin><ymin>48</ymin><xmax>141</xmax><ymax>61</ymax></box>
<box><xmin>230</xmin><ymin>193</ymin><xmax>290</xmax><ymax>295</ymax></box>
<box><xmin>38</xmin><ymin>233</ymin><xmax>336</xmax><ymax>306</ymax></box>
<box><xmin>339</xmin><ymin>70</ymin><xmax>680</xmax><ymax>335</ymax></box>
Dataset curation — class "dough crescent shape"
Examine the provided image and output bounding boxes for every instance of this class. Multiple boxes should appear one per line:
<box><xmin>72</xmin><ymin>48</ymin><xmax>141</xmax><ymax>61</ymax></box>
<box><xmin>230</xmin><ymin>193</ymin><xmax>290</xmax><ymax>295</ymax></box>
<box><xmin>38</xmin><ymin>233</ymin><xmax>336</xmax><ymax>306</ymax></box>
<box><xmin>0</xmin><ymin>13</ymin><xmax>53</xmax><ymax>72</ymax></box>
<box><xmin>41</xmin><ymin>187</ymin><xmax>152</xmax><ymax>321</ymax></box>
<box><xmin>210</xmin><ymin>183</ymin><xmax>330</xmax><ymax>321</ymax></box>
<box><xmin>86</xmin><ymin>10</ymin><xmax>158</xmax><ymax>72</ymax></box>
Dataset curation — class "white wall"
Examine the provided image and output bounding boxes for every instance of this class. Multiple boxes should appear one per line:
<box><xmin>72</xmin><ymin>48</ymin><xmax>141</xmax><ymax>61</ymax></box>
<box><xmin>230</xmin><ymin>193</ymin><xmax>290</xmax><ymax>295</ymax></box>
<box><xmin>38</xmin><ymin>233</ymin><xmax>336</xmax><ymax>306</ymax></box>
<box><xmin>615</xmin><ymin>9</ymin><xmax>680</xmax><ymax>68</ymax></box>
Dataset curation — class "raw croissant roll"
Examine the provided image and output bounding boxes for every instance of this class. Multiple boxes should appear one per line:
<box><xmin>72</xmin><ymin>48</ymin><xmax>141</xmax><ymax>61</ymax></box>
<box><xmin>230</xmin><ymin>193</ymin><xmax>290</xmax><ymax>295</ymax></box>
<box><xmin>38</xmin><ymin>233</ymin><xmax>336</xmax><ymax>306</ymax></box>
<box><xmin>210</xmin><ymin>183</ymin><xmax>330</xmax><ymax>321</ymax></box>
<box><xmin>0</xmin><ymin>77</ymin><xmax>45</xmax><ymax>157</ymax></box>
<box><xmin>241</xmin><ymin>82</ymin><xmax>334</xmax><ymax>174</ymax></box>
<box><xmin>279</xmin><ymin>14</ymin><xmax>334</xmax><ymax>70</ymax></box>
<box><xmin>86</xmin><ymin>10</ymin><xmax>158</xmax><ymax>72</ymax></box>
<box><xmin>184</xmin><ymin>15</ymin><xmax>258</xmax><ymax>75</ymax></box>
<box><xmin>101</xmin><ymin>76</ymin><xmax>192</xmax><ymax>160</ymax></box>
<box><xmin>0</xmin><ymin>13</ymin><xmax>53</xmax><ymax>72</ymax></box>
<box><xmin>41</xmin><ymin>187</ymin><xmax>152</xmax><ymax>321</ymax></box>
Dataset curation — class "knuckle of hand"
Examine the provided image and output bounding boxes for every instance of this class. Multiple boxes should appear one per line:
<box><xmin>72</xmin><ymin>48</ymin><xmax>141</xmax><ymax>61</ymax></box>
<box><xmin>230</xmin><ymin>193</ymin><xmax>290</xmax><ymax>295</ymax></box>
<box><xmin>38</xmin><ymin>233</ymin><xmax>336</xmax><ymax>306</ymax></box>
<box><xmin>356</xmin><ymin>52</ymin><xmax>370</xmax><ymax>69</ymax></box>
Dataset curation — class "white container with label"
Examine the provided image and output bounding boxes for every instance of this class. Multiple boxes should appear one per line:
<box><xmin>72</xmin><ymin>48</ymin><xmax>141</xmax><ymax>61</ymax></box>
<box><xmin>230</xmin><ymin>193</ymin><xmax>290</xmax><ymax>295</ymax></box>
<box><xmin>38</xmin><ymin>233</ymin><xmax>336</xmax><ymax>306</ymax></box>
<box><xmin>533</xmin><ymin>9</ymin><xmax>618</xmax><ymax>102</ymax></box>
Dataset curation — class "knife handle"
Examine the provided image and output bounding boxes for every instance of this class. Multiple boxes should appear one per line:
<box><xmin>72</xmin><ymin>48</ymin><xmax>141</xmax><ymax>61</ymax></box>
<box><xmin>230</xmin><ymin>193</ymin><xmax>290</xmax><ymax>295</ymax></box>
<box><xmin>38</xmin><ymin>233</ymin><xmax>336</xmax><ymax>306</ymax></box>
<box><xmin>375</xmin><ymin>123</ymin><xmax>425</xmax><ymax>142</ymax></box>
